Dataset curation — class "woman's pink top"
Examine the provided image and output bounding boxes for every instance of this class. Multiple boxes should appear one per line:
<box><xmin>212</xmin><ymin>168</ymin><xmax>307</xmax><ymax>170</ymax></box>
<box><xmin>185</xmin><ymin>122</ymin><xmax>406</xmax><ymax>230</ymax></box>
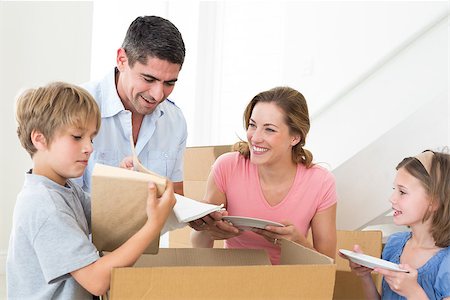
<box><xmin>213</xmin><ymin>152</ymin><xmax>337</xmax><ymax>264</ymax></box>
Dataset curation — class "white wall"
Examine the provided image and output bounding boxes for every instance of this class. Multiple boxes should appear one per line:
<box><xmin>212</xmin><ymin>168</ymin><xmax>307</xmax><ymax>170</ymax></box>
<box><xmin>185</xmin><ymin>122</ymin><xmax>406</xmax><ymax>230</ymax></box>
<box><xmin>308</xmin><ymin>12</ymin><xmax>449</xmax><ymax>229</ymax></box>
<box><xmin>309</xmin><ymin>11</ymin><xmax>449</xmax><ymax>169</ymax></box>
<box><xmin>187</xmin><ymin>1</ymin><xmax>449</xmax><ymax>147</ymax></box>
<box><xmin>335</xmin><ymin>93</ymin><xmax>449</xmax><ymax>230</ymax></box>
<box><xmin>86</xmin><ymin>1</ymin><xmax>449</xmax><ymax>147</ymax></box>
<box><xmin>0</xmin><ymin>1</ymin><xmax>93</xmax><ymax>274</ymax></box>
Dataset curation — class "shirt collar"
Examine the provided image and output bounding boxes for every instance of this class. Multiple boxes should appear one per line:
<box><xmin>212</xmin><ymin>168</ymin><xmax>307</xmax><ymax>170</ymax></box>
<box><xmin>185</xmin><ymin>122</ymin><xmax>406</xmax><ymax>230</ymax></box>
<box><xmin>100</xmin><ymin>68</ymin><xmax>126</xmax><ymax>118</ymax></box>
<box><xmin>101</xmin><ymin>67</ymin><xmax>165</xmax><ymax>119</ymax></box>
<box><xmin>25</xmin><ymin>172</ymin><xmax>73</xmax><ymax>192</ymax></box>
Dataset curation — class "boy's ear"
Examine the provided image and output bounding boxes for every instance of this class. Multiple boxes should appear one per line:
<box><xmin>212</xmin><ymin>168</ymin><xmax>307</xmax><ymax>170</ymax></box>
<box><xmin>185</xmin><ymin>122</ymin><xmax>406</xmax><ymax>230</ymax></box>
<box><xmin>31</xmin><ymin>130</ymin><xmax>47</xmax><ymax>150</ymax></box>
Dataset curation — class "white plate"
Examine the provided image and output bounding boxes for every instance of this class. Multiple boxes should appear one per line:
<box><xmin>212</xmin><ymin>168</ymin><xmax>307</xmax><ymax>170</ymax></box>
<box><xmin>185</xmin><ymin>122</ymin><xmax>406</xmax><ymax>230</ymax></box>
<box><xmin>339</xmin><ymin>249</ymin><xmax>408</xmax><ymax>272</ymax></box>
<box><xmin>222</xmin><ymin>216</ymin><xmax>284</xmax><ymax>230</ymax></box>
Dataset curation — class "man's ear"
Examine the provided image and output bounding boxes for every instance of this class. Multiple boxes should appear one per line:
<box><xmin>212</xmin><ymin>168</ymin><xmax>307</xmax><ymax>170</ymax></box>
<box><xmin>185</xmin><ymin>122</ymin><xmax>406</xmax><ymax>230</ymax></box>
<box><xmin>31</xmin><ymin>130</ymin><xmax>47</xmax><ymax>150</ymax></box>
<box><xmin>116</xmin><ymin>48</ymin><xmax>128</xmax><ymax>71</ymax></box>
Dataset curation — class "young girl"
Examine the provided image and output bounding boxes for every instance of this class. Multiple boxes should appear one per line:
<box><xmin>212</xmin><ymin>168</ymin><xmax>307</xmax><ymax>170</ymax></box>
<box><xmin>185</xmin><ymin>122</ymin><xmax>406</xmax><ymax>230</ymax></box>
<box><xmin>343</xmin><ymin>150</ymin><xmax>450</xmax><ymax>299</ymax></box>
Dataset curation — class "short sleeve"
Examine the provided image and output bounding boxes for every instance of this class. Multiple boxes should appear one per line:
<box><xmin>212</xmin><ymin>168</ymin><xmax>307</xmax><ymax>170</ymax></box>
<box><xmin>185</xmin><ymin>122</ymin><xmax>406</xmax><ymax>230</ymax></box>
<box><xmin>381</xmin><ymin>232</ymin><xmax>411</xmax><ymax>264</ymax></box>
<box><xmin>435</xmin><ymin>250</ymin><xmax>450</xmax><ymax>298</ymax></box>
<box><xmin>212</xmin><ymin>152</ymin><xmax>238</xmax><ymax>194</ymax></box>
<box><xmin>69</xmin><ymin>180</ymin><xmax>92</xmax><ymax>230</ymax></box>
<box><xmin>317</xmin><ymin>169</ymin><xmax>337</xmax><ymax>212</ymax></box>
<box><xmin>34</xmin><ymin>212</ymin><xmax>98</xmax><ymax>284</ymax></box>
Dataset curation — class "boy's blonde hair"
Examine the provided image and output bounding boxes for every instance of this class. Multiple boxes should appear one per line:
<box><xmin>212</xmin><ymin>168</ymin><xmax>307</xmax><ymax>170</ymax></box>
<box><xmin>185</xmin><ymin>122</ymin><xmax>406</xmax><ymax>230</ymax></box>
<box><xmin>16</xmin><ymin>82</ymin><xmax>101</xmax><ymax>157</ymax></box>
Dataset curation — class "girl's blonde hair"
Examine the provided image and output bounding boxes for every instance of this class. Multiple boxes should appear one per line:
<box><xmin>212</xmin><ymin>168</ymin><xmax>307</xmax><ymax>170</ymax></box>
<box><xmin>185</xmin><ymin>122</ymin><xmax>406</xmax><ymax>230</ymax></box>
<box><xmin>396</xmin><ymin>150</ymin><xmax>450</xmax><ymax>247</ymax></box>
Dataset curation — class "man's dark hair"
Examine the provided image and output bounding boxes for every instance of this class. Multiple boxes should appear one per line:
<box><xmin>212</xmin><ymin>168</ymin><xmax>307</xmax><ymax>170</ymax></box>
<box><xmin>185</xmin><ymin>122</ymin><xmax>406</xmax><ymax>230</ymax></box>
<box><xmin>122</xmin><ymin>16</ymin><xmax>186</xmax><ymax>67</ymax></box>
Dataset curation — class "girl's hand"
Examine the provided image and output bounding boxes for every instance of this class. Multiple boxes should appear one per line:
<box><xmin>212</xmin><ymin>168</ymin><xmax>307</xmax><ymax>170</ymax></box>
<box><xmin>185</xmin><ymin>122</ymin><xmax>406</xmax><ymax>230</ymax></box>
<box><xmin>374</xmin><ymin>264</ymin><xmax>423</xmax><ymax>298</ymax></box>
<box><xmin>339</xmin><ymin>245</ymin><xmax>373</xmax><ymax>278</ymax></box>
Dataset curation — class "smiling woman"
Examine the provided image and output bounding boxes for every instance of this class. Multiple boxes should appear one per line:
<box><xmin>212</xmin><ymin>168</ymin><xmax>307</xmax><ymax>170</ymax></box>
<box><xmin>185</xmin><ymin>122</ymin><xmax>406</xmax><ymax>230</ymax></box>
<box><xmin>190</xmin><ymin>86</ymin><xmax>337</xmax><ymax>265</ymax></box>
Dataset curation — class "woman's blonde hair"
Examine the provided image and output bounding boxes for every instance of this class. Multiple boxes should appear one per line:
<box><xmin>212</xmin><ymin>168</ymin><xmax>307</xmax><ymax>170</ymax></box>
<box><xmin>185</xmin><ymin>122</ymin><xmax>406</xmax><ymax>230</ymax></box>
<box><xmin>233</xmin><ymin>86</ymin><xmax>313</xmax><ymax>167</ymax></box>
<box><xmin>16</xmin><ymin>82</ymin><xmax>101</xmax><ymax>157</ymax></box>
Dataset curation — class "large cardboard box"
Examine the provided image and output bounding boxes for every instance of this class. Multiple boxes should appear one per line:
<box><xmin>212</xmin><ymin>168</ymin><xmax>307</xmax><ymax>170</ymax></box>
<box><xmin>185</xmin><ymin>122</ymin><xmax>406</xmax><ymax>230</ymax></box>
<box><xmin>183</xmin><ymin>144</ymin><xmax>233</xmax><ymax>200</ymax></box>
<box><xmin>109</xmin><ymin>239</ymin><xmax>336</xmax><ymax>299</ymax></box>
<box><xmin>333</xmin><ymin>230</ymin><xmax>383</xmax><ymax>299</ymax></box>
<box><xmin>170</xmin><ymin>145</ymin><xmax>233</xmax><ymax>248</ymax></box>
<box><xmin>91</xmin><ymin>164</ymin><xmax>165</xmax><ymax>254</ymax></box>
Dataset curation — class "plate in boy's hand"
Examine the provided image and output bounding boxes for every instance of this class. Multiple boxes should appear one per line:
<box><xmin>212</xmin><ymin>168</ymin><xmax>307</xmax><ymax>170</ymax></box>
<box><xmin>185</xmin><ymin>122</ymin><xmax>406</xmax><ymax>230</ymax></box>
<box><xmin>339</xmin><ymin>249</ymin><xmax>408</xmax><ymax>272</ymax></box>
<box><xmin>221</xmin><ymin>216</ymin><xmax>284</xmax><ymax>231</ymax></box>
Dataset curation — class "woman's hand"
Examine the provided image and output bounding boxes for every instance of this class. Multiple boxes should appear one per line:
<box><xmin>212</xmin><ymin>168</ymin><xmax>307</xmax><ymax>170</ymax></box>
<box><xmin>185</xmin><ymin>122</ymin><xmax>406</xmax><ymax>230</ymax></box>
<box><xmin>189</xmin><ymin>210</ymin><xmax>241</xmax><ymax>240</ymax></box>
<box><xmin>252</xmin><ymin>220</ymin><xmax>302</xmax><ymax>246</ymax></box>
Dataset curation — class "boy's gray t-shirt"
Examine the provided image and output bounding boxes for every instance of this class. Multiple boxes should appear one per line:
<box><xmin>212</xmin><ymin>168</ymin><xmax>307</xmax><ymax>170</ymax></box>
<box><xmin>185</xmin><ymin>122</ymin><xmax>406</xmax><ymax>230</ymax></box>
<box><xmin>7</xmin><ymin>173</ymin><xmax>99</xmax><ymax>299</ymax></box>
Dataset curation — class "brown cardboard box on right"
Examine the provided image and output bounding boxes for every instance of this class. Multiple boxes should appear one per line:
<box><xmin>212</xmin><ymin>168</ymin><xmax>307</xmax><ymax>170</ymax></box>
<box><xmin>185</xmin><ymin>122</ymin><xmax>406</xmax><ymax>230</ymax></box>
<box><xmin>334</xmin><ymin>230</ymin><xmax>383</xmax><ymax>299</ymax></box>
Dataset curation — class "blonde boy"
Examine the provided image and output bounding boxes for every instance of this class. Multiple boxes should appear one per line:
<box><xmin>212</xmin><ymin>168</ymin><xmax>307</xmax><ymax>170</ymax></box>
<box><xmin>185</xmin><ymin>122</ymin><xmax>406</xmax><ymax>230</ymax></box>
<box><xmin>7</xmin><ymin>82</ymin><xmax>175</xmax><ymax>299</ymax></box>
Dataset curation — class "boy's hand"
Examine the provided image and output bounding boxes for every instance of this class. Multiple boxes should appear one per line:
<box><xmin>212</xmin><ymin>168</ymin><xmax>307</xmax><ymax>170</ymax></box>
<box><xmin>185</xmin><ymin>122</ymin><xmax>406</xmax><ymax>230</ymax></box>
<box><xmin>145</xmin><ymin>181</ymin><xmax>176</xmax><ymax>228</ymax></box>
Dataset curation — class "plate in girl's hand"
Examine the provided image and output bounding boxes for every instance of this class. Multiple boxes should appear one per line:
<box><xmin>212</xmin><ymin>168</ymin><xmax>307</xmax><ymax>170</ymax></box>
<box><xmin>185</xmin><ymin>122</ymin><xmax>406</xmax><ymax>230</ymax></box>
<box><xmin>339</xmin><ymin>249</ymin><xmax>408</xmax><ymax>272</ymax></box>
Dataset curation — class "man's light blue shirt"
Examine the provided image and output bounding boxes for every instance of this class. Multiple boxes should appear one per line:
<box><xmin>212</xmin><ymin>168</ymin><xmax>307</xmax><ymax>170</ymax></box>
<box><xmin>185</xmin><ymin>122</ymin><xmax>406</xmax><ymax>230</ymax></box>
<box><xmin>80</xmin><ymin>68</ymin><xmax>187</xmax><ymax>191</ymax></box>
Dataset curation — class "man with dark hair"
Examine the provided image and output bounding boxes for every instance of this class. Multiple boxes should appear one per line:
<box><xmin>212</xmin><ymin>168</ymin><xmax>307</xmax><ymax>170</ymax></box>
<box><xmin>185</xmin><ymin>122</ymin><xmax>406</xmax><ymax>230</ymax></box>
<box><xmin>80</xmin><ymin>16</ymin><xmax>187</xmax><ymax>195</ymax></box>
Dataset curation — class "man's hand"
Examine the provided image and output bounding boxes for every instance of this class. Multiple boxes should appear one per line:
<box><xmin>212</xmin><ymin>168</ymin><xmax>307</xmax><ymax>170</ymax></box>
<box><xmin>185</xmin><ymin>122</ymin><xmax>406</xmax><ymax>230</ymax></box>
<box><xmin>119</xmin><ymin>156</ymin><xmax>134</xmax><ymax>170</ymax></box>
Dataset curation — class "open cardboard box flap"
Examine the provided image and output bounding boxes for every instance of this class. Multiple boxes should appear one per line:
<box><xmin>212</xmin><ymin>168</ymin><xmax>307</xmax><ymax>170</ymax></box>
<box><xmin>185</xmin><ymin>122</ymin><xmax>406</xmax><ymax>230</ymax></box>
<box><xmin>132</xmin><ymin>248</ymin><xmax>271</xmax><ymax>267</ymax></box>
<box><xmin>109</xmin><ymin>239</ymin><xmax>336</xmax><ymax>299</ymax></box>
